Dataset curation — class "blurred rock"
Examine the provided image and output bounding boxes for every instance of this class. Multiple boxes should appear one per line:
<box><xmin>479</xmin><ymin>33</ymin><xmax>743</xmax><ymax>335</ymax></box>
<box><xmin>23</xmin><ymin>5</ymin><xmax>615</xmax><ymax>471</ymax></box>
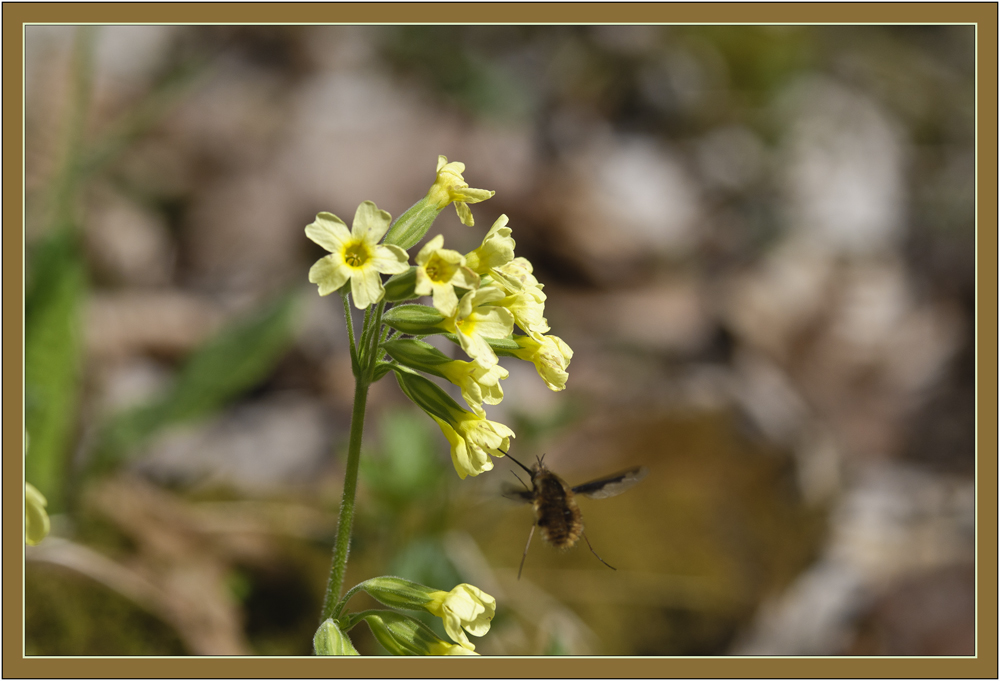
<box><xmin>556</xmin><ymin>281</ymin><xmax>711</xmax><ymax>362</ymax></box>
<box><xmin>550</xmin><ymin>133</ymin><xmax>703</xmax><ymax>283</ymax></box>
<box><xmin>92</xmin><ymin>25</ymin><xmax>179</xmax><ymax>105</ymax></box>
<box><xmin>134</xmin><ymin>393</ymin><xmax>332</xmax><ymax>493</ymax></box>
<box><xmin>86</xmin><ymin>291</ymin><xmax>224</xmax><ymax>359</ymax></box>
<box><xmin>279</xmin><ymin>68</ymin><xmax>457</xmax><ymax>217</ymax></box>
<box><xmin>724</xmin><ymin>236</ymin><xmax>836</xmax><ymax>363</ymax></box>
<box><xmin>84</xmin><ymin>186</ymin><xmax>176</xmax><ymax>287</ymax></box>
<box><xmin>725</xmin><ymin>243</ymin><xmax>963</xmax><ymax>462</ymax></box>
<box><xmin>90</xmin><ymin>356</ymin><xmax>174</xmax><ymax>419</ymax></box>
<box><xmin>169</xmin><ymin>60</ymin><xmax>291</xmax><ymax>171</ymax></box>
<box><xmin>181</xmin><ymin>168</ymin><xmax>302</xmax><ymax>295</ymax></box>
<box><xmin>779</xmin><ymin>77</ymin><xmax>906</xmax><ymax>254</ymax></box>
<box><xmin>695</xmin><ymin>125</ymin><xmax>768</xmax><ymax>192</ymax></box>
<box><xmin>845</xmin><ymin>564</ymin><xmax>975</xmax><ymax>655</ymax></box>
<box><xmin>731</xmin><ymin>462</ymin><xmax>974</xmax><ymax>654</ymax></box>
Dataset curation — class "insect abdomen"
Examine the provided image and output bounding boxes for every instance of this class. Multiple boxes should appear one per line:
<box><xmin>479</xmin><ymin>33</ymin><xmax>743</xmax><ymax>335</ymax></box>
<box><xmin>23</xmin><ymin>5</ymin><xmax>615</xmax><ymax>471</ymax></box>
<box><xmin>533</xmin><ymin>472</ymin><xmax>583</xmax><ymax>549</ymax></box>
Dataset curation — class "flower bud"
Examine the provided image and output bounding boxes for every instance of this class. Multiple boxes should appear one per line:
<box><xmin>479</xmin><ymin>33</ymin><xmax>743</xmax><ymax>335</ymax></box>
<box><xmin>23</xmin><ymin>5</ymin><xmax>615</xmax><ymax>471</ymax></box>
<box><xmin>383</xmin><ymin>157</ymin><xmax>494</xmax><ymax>249</ymax></box>
<box><xmin>383</xmin><ymin>267</ymin><xmax>419</xmax><ymax>302</ymax></box>
<box><xmin>382</xmin><ymin>304</ymin><xmax>447</xmax><ymax>336</ymax></box>
<box><xmin>382</xmin><ymin>199</ymin><xmax>444</xmax><ymax>251</ymax></box>
<box><xmin>382</xmin><ymin>339</ymin><xmax>454</xmax><ymax>374</ymax></box>
<box><xmin>361</xmin><ymin>611</ymin><xmax>478</xmax><ymax>656</ymax></box>
<box><xmin>313</xmin><ymin>618</ymin><xmax>360</xmax><ymax>655</ymax></box>
<box><xmin>394</xmin><ymin>367</ymin><xmax>465</xmax><ymax>424</ymax></box>
<box><xmin>360</xmin><ymin>576</ymin><xmax>438</xmax><ymax>610</ymax></box>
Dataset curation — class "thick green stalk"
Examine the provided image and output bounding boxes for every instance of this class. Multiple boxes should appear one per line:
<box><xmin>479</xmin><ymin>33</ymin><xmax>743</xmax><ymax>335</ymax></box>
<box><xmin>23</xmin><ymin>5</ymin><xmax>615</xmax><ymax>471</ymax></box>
<box><xmin>320</xmin><ymin>295</ymin><xmax>378</xmax><ymax>623</ymax></box>
<box><xmin>321</xmin><ymin>374</ymin><xmax>370</xmax><ymax>622</ymax></box>
<box><xmin>319</xmin><ymin>298</ymin><xmax>389</xmax><ymax>623</ymax></box>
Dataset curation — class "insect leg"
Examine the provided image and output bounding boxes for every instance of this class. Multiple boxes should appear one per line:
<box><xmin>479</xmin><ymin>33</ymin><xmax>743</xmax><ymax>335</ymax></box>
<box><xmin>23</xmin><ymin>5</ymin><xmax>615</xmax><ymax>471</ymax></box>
<box><xmin>518</xmin><ymin>524</ymin><xmax>536</xmax><ymax>580</ymax></box>
<box><xmin>510</xmin><ymin>470</ymin><xmax>529</xmax><ymax>490</ymax></box>
<box><xmin>582</xmin><ymin>530</ymin><xmax>616</xmax><ymax>571</ymax></box>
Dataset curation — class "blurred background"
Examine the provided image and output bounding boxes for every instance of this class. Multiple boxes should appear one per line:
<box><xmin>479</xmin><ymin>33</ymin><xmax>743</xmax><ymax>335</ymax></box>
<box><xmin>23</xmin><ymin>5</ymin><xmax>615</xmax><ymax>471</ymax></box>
<box><xmin>23</xmin><ymin>25</ymin><xmax>977</xmax><ymax>656</ymax></box>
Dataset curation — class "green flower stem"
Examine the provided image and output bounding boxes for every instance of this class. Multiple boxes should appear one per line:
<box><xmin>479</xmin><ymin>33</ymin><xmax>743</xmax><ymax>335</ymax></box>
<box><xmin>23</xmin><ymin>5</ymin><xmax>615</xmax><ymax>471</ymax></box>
<box><xmin>365</xmin><ymin>302</ymin><xmax>387</xmax><ymax>382</ymax></box>
<box><xmin>321</xmin><ymin>296</ymin><xmax>389</xmax><ymax>623</ymax></box>
<box><xmin>361</xmin><ymin>309</ymin><xmax>377</xmax><ymax>365</ymax></box>
<box><xmin>333</xmin><ymin>580</ymin><xmax>370</xmax><ymax>620</ymax></box>
<box><xmin>341</xmin><ymin>292</ymin><xmax>359</xmax><ymax>375</ymax></box>
<box><xmin>321</xmin><ymin>371</ymin><xmax>370</xmax><ymax>622</ymax></box>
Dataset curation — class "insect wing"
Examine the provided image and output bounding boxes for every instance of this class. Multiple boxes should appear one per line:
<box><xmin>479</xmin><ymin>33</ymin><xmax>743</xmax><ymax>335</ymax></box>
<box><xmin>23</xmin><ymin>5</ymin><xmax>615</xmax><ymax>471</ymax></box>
<box><xmin>572</xmin><ymin>466</ymin><xmax>648</xmax><ymax>499</ymax></box>
<box><xmin>500</xmin><ymin>481</ymin><xmax>535</xmax><ymax>503</ymax></box>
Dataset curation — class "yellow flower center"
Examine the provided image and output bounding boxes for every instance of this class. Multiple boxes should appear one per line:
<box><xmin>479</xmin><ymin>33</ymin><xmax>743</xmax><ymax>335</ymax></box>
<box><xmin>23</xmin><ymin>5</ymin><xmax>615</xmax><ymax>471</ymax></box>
<box><xmin>425</xmin><ymin>254</ymin><xmax>457</xmax><ymax>284</ymax></box>
<box><xmin>343</xmin><ymin>242</ymin><xmax>370</xmax><ymax>268</ymax></box>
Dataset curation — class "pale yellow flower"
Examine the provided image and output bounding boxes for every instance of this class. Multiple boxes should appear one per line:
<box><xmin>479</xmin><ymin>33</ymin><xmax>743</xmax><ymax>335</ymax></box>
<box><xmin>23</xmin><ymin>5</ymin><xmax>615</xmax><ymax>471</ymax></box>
<box><xmin>414</xmin><ymin>235</ymin><xmax>479</xmax><ymax>317</ymax></box>
<box><xmin>499</xmin><ymin>289</ymin><xmax>550</xmax><ymax>341</ymax></box>
<box><xmin>464</xmin><ymin>215</ymin><xmax>516</xmax><ymax>275</ymax></box>
<box><xmin>426</xmin><ymin>156</ymin><xmax>494</xmax><ymax>226</ymax></box>
<box><xmin>430</xmin><ymin>412</ymin><xmax>514</xmax><ymax>479</ymax></box>
<box><xmin>442</xmin><ymin>287</ymin><xmax>514</xmax><ymax>368</ymax></box>
<box><xmin>425</xmin><ymin>584</ymin><xmax>497</xmax><ymax>651</ymax></box>
<box><xmin>429</xmin><ymin>640</ymin><xmax>480</xmax><ymax>655</ymax></box>
<box><xmin>490</xmin><ymin>256</ymin><xmax>543</xmax><ymax>294</ymax></box>
<box><xmin>306</xmin><ymin>201</ymin><xmax>409</xmax><ymax>308</ymax></box>
<box><xmin>437</xmin><ymin>359</ymin><xmax>508</xmax><ymax>415</ymax></box>
<box><xmin>511</xmin><ymin>334</ymin><xmax>574</xmax><ymax>391</ymax></box>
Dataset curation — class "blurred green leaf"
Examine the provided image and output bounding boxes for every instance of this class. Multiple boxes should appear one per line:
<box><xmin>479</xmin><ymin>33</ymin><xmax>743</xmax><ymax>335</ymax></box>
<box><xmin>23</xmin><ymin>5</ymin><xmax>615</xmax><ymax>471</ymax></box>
<box><xmin>24</xmin><ymin>231</ymin><xmax>86</xmax><ymax>511</ymax></box>
<box><xmin>91</xmin><ymin>291</ymin><xmax>300</xmax><ymax>472</ymax></box>
<box><xmin>360</xmin><ymin>409</ymin><xmax>444</xmax><ymax>509</ymax></box>
<box><xmin>388</xmin><ymin>539</ymin><xmax>461</xmax><ymax>595</ymax></box>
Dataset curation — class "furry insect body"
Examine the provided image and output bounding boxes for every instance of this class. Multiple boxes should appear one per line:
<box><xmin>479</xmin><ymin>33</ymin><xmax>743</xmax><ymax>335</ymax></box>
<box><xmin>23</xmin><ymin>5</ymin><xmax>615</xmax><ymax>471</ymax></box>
<box><xmin>503</xmin><ymin>454</ymin><xmax>648</xmax><ymax>578</ymax></box>
<box><xmin>532</xmin><ymin>468</ymin><xmax>583</xmax><ymax>549</ymax></box>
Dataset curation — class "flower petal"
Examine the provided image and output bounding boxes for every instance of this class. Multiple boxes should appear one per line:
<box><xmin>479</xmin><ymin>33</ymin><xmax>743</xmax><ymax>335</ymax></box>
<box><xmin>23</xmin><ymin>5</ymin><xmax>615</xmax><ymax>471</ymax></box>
<box><xmin>350</xmin><ymin>267</ymin><xmax>385</xmax><ymax>309</ymax></box>
<box><xmin>470</xmin><ymin>306</ymin><xmax>515</xmax><ymax>341</ymax></box>
<box><xmin>306</xmin><ymin>212</ymin><xmax>351</xmax><ymax>253</ymax></box>
<box><xmin>309</xmin><ymin>255</ymin><xmax>350</xmax><ymax>296</ymax></box>
<box><xmin>416</xmin><ymin>234</ymin><xmax>445</xmax><ymax>266</ymax></box>
<box><xmin>432</xmin><ymin>415</ymin><xmax>473</xmax><ymax>479</ymax></box>
<box><xmin>457</xmin><ymin>328</ymin><xmax>498</xmax><ymax>368</ymax></box>
<box><xmin>454</xmin><ymin>201</ymin><xmax>474</xmax><ymax>226</ymax></box>
<box><xmin>353</xmin><ymin>200</ymin><xmax>393</xmax><ymax>242</ymax></box>
<box><xmin>431</xmin><ymin>283</ymin><xmax>460</xmax><ymax>317</ymax></box>
<box><xmin>454</xmin><ymin>187</ymin><xmax>495</xmax><ymax>204</ymax></box>
<box><xmin>371</xmin><ymin>244</ymin><xmax>410</xmax><ymax>275</ymax></box>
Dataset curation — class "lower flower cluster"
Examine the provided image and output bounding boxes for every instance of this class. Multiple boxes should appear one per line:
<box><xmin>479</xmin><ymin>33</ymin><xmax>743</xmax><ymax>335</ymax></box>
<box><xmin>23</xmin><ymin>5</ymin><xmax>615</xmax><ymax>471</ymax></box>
<box><xmin>317</xmin><ymin>578</ymin><xmax>496</xmax><ymax>656</ymax></box>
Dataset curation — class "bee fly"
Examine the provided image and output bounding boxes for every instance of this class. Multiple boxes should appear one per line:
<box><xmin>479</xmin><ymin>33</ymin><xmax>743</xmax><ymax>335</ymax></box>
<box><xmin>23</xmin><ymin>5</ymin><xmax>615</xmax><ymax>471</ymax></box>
<box><xmin>502</xmin><ymin>453</ymin><xmax>648</xmax><ymax>579</ymax></box>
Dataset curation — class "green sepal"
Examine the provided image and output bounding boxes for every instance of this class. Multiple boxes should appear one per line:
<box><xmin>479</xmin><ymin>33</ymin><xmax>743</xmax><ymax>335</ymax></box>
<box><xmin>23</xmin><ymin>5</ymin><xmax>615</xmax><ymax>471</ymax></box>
<box><xmin>359</xmin><ymin>576</ymin><xmax>437</xmax><ymax>611</ymax></box>
<box><xmin>382</xmin><ymin>339</ymin><xmax>452</xmax><ymax>378</ymax></box>
<box><xmin>358</xmin><ymin>610</ymin><xmax>473</xmax><ymax>656</ymax></box>
<box><xmin>382</xmin><ymin>304</ymin><xmax>447</xmax><ymax>336</ymax></box>
<box><xmin>443</xmin><ymin>333</ymin><xmax>521</xmax><ymax>357</ymax></box>
<box><xmin>313</xmin><ymin>618</ymin><xmax>360</xmax><ymax>655</ymax></box>
<box><xmin>394</xmin><ymin>368</ymin><xmax>464</xmax><ymax>425</ymax></box>
<box><xmin>383</xmin><ymin>198</ymin><xmax>444</xmax><ymax>251</ymax></box>
<box><xmin>372</xmin><ymin>361</ymin><xmax>396</xmax><ymax>383</ymax></box>
<box><xmin>383</xmin><ymin>267</ymin><xmax>419</xmax><ymax>302</ymax></box>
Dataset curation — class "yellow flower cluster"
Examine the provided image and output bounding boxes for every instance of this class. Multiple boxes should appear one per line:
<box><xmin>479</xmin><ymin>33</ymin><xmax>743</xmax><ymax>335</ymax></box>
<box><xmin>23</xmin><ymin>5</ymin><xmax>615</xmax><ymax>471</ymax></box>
<box><xmin>306</xmin><ymin>156</ymin><xmax>573</xmax><ymax>479</ymax></box>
